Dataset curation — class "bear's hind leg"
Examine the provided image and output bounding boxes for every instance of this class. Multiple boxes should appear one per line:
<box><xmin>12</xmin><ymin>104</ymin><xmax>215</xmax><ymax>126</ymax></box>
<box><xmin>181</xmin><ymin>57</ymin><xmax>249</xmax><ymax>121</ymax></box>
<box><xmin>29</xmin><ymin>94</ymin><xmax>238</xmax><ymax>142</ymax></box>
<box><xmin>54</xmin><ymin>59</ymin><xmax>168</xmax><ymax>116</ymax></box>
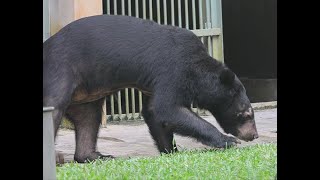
<box><xmin>65</xmin><ymin>99</ymin><xmax>114</xmax><ymax>163</ymax></box>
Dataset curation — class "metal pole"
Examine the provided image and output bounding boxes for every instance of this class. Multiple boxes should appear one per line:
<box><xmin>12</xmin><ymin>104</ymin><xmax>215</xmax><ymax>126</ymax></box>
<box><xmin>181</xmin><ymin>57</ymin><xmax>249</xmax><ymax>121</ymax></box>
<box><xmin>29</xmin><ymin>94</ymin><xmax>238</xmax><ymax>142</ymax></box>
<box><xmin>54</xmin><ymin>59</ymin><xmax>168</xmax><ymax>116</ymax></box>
<box><xmin>43</xmin><ymin>107</ymin><xmax>56</xmax><ymax>180</ymax></box>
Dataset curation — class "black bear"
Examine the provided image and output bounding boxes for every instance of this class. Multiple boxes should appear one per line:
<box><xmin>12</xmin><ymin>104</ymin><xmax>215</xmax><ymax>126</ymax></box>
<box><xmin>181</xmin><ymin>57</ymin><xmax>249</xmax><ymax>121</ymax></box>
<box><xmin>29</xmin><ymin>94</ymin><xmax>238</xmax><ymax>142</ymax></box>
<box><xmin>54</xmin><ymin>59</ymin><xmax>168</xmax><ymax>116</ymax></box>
<box><xmin>43</xmin><ymin>15</ymin><xmax>258</xmax><ymax>163</ymax></box>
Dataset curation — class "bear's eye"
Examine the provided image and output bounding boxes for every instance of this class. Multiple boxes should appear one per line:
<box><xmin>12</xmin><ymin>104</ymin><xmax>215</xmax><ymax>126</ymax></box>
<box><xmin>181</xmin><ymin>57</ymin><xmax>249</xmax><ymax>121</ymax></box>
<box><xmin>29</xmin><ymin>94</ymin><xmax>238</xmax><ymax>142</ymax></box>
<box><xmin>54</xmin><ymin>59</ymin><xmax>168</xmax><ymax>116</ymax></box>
<box><xmin>230</xmin><ymin>88</ymin><xmax>238</xmax><ymax>97</ymax></box>
<box><xmin>236</xmin><ymin>113</ymin><xmax>247</xmax><ymax>121</ymax></box>
<box><xmin>228</xmin><ymin>88</ymin><xmax>236</xmax><ymax>96</ymax></box>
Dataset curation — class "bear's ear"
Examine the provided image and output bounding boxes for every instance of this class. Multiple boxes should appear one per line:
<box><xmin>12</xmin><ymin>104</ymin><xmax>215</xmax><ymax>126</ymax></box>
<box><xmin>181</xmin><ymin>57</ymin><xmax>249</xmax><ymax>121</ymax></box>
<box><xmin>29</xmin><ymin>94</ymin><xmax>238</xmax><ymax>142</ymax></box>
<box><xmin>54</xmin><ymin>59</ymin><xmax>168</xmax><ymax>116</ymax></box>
<box><xmin>220</xmin><ymin>68</ymin><xmax>235</xmax><ymax>85</ymax></box>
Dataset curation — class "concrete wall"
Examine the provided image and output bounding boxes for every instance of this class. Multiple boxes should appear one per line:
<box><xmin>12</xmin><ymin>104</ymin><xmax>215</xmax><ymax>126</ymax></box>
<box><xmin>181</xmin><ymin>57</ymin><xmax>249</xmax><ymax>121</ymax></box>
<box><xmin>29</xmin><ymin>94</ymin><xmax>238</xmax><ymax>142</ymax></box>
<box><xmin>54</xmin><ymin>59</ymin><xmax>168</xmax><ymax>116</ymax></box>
<box><xmin>50</xmin><ymin>0</ymin><xmax>102</xmax><ymax>35</ymax></box>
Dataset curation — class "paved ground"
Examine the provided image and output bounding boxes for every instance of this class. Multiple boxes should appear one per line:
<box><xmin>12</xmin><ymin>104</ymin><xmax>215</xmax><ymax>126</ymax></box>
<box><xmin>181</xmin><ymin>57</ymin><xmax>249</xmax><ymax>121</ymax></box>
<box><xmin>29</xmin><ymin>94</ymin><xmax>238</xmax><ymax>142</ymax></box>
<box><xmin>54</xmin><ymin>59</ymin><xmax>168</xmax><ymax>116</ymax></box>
<box><xmin>55</xmin><ymin>108</ymin><xmax>277</xmax><ymax>162</ymax></box>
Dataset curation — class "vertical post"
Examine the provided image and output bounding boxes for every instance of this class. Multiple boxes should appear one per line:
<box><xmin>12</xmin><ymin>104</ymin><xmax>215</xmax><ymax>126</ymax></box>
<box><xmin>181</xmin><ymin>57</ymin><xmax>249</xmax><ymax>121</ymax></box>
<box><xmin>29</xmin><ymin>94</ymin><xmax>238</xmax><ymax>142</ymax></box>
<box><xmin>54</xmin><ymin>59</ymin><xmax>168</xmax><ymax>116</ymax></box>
<box><xmin>110</xmin><ymin>94</ymin><xmax>115</xmax><ymax>120</ymax></box>
<box><xmin>163</xmin><ymin>0</ymin><xmax>167</xmax><ymax>25</ymax></box>
<box><xmin>199</xmin><ymin>0</ymin><xmax>204</xmax><ymax>42</ymax></box>
<box><xmin>184</xmin><ymin>0</ymin><xmax>189</xmax><ymax>29</ymax></box>
<box><xmin>114</xmin><ymin>0</ymin><xmax>117</xmax><ymax>15</ymax></box>
<box><xmin>43</xmin><ymin>0</ymin><xmax>50</xmax><ymax>42</ymax></box>
<box><xmin>208</xmin><ymin>36</ymin><xmax>212</xmax><ymax>57</ymax></box>
<box><xmin>212</xmin><ymin>0</ymin><xmax>224</xmax><ymax>62</ymax></box>
<box><xmin>107</xmin><ymin>0</ymin><xmax>110</xmax><ymax>14</ymax></box>
<box><xmin>135</xmin><ymin>0</ymin><xmax>139</xmax><ymax>17</ymax></box>
<box><xmin>101</xmin><ymin>97</ymin><xmax>107</xmax><ymax>127</ymax></box>
<box><xmin>121</xmin><ymin>0</ymin><xmax>125</xmax><ymax>15</ymax></box>
<box><xmin>117</xmin><ymin>91</ymin><xmax>122</xmax><ymax>120</ymax></box>
<box><xmin>125</xmin><ymin>88</ymin><xmax>130</xmax><ymax>119</ymax></box>
<box><xmin>149</xmin><ymin>0</ymin><xmax>153</xmax><ymax>20</ymax></box>
<box><xmin>43</xmin><ymin>107</ymin><xmax>56</xmax><ymax>180</ymax></box>
<box><xmin>171</xmin><ymin>0</ymin><xmax>175</xmax><ymax>26</ymax></box>
<box><xmin>138</xmin><ymin>91</ymin><xmax>143</xmax><ymax>118</ymax></box>
<box><xmin>211</xmin><ymin>0</ymin><xmax>217</xmax><ymax>59</ymax></box>
<box><xmin>131</xmin><ymin>88</ymin><xmax>136</xmax><ymax>119</ymax></box>
<box><xmin>143</xmin><ymin>0</ymin><xmax>146</xmax><ymax>19</ymax></box>
<box><xmin>178</xmin><ymin>0</ymin><xmax>182</xmax><ymax>27</ymax></box>
<box><xmin>199</xmin><ymin>0</ymin><xmax>203</xmax><ymax>29</ymax></box>
<box><xmin>211</xmin><ymin>0</ymin><xmax>222</xmax><ymax>28</ymax></box>
<box><xmin>157</xmin><ymin>0</ymin><xmax>161</xmax><ymax>24</ymax></box>
<box><xmin>128</xmin><ymin>0</ymin><xmax>132</xmax><ymax>16</ymax></box>
<box><xmin>205</xmin><ymin>0</ymin><xmax>211</xmax><ymax>28</ymax></box>
<box><xmin>192</xmin><ymin>0</ymin><xmax>196</xmax><ymax>30</ymax></box>
<box><xmin>212</xmin><ymin>35</ymin><xmax>218</xmax><ymax>59</ymax></box>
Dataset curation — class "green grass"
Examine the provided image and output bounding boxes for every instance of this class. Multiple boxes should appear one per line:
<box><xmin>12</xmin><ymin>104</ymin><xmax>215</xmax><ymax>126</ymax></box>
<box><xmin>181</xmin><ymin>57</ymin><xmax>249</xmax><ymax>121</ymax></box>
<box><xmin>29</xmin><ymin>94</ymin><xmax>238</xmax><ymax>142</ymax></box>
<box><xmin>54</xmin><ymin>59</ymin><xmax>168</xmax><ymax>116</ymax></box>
<box><xmin>56</xmin><ymin>143</ymin><xmax>277</xmax><ymax>180</ymax></box>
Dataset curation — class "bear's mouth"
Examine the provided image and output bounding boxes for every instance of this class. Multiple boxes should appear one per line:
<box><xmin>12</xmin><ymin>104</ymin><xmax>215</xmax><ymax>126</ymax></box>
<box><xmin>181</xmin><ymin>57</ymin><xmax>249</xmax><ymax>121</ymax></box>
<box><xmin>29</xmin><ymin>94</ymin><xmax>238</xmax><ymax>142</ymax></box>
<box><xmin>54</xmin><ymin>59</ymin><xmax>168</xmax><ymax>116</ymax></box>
<box><xmin>234</xmin><ymin>120</ymin><xmax>259</xmax><ymax>142</ymax></box>
<box><xmin>236</xmin><ymin>131</ymin><xmax>259</xmax><ymax>142</ymax></box>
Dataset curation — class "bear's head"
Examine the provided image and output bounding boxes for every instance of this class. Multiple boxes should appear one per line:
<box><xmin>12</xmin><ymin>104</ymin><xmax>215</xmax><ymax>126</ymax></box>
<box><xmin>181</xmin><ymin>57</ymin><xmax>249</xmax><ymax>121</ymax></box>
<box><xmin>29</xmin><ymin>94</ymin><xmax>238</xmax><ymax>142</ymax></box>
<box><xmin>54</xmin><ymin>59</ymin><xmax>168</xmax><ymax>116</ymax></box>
<box><xmin>197</xmin><ymin>66</ymin><xmax>259</xmax><ymax>142</ymax></box>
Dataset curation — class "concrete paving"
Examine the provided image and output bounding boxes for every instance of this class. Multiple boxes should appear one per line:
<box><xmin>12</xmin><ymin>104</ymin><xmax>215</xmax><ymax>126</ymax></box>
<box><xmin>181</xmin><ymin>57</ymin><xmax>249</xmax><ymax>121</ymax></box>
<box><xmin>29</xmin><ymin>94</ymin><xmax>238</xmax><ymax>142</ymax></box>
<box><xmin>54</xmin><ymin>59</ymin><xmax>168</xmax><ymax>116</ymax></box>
<box><xmin>55</xmin><ymin>108</ymin><xmax>277</xmax><ymax>162</ymax></box>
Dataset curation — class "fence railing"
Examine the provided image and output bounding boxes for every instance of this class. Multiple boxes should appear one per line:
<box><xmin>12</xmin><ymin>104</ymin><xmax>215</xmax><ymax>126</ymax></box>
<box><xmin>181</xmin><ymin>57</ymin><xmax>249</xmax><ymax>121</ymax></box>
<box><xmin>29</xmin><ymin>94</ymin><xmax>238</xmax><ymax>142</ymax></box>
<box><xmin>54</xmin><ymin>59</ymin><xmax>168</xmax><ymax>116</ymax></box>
<box><xmin>101</xmin><ymin>0</ymin><xmax>224</xmax><ymax>124</ymax></box>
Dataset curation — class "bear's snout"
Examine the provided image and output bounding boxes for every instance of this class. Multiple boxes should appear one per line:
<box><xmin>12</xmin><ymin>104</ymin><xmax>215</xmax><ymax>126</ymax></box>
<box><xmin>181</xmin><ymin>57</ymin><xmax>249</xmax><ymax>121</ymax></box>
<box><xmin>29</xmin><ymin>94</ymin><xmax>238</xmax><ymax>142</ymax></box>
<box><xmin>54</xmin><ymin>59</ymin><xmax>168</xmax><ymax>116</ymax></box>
<box><xmin>236</xmin><ymin>120</ymin><xmax>259</xmax><ymax>142</ymax></box>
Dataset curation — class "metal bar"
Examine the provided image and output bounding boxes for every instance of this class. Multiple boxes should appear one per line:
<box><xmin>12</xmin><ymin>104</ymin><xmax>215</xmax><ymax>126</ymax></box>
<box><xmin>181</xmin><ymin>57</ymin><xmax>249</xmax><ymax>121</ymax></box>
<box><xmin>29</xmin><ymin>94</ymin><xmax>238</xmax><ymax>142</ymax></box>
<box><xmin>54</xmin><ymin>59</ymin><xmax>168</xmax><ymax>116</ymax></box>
<box><xmin>171</xmin><ymin>0</ymin><xmax>175</xmax><ymax>26</ymax></box>
<box><xmin>43</xmin><ymin>0</ymin><xmax>50</xmax><ymax>41</ymax></box>
<box><xmin>101</xmin><ymin>97</ymin><xmax>107</xmax><ymax>127</ymax></box>
<box><xmin>192</xmin><ymin>0</ymin><xmax>196</xmax><ymax>30</ymax></box>
<box><xmin>143</xmin><ymin>0</ymin><xmax>146</xmax><ymax>19</ymax></box>
<box><xmin>157</xmin><ymin>0</ymin><xmax>161</xmax><ymax>24</ymax></box>
<box><xmin>214</xmin><ymin>0</ymin><xmax>224</xmax><ymax>62</ymax></box>
<box><xmin>211</xmin><ymin>0</ymin><xmax>220</xmax><ymax>28</ymax></box>
<box><xmin>191</xmin><ymin>28</ymin><xmax>221</xmax><ymax>36</ymax></box>
<box><xmin>212</xmin><ymin>36</ymin><xmax>222</xmax><ymax>61</ymax></box>
<box><xmin>205</xmin><ymin>0</ymin><xmax>211</xmax><ymax>28</ymax></box>
<box><xmin>128</xmin><ymin>0</ymin><xmax>131</xmax><ymax>16</ymax></box>
<box><xmin>218</xmin><ymin>35</ymin><xmax>224</xmax><ymax>62</ymax></box>
<box><xmin>110</xmin><ymin>94</ymin><xmax>115</xmax><ymax>119</ymax></box>
<box><xmin>138</xmin><ymin>91</ymin><xmax>143</xmax><ymax>117</ymax></box>
<box><xmin>163</xmin><ymin>0</ymin><xmax>167</xmax><ymax>25</ymax></box>
<box><xmin>125</xmin><ymin>88</ymin><xmax>129</xmax><ymax>119</ymax></box>
<box><xmin>114</xmin><ymin>0</ymin><xmax>117</xmax><ymax>15</ymax></box>
<box><xmin>149</xmin><ymin>0</ymin><xmax>153</xmax><ymax>20</ymax></box>
<box><xmin>178</xmin><ymin>0</ymin><xmax>182</xmax><ymax>27</ymax></box>
<box><xmin>43</xmin><ymin>107</ymin><xmax>56</xmax><ymax>180</ymax></box>
<box><xmin>208</xmin><ymin>36</ymin><xmax>212</xmax><ymax>57</ymax></box>
<box><xmin>211</xmin><ymin>0</ymin><xmax>216</xmax><ymax>27</ymax></box>
<box><xmin>121</xmin><ymin>0</ymin><xmax>125</xmax><ymax>15</ymax></box>
<box><xmin>217</xmin><ymin>0</ymin><xmax>223</xmax><ymax>28</ymax></box>
<box><xmin>117</xmin><ymin>91</ymin><xmax>122</xmax><ymax>120</ymax></box>
<box><xmin>212</xmin><ymin>36</ymin><xmax>218</xmax><ymax>59</ymax></box>
<box><xmin>135</xmin><ymin>0</ymin><xmax>139</xmax><ymax>18</ymax></box>
<box><xmin>107</xmin><ymin>0</ymin><xmax>110</xmax><ymax>15</ymax></box>
<box><xmin>131</xmin><ymin>88</ymin><xmax>136</xmax><ymax>119</ymax></box>
<box><xmin>199</xmin><ymin>0</ymin><xmax>203</xmax><ymax>29</ymax></box>
<box><xmin>185</xmin><ymin>0</ymin><xmax>189</xmax><ymax>29</ymax></box>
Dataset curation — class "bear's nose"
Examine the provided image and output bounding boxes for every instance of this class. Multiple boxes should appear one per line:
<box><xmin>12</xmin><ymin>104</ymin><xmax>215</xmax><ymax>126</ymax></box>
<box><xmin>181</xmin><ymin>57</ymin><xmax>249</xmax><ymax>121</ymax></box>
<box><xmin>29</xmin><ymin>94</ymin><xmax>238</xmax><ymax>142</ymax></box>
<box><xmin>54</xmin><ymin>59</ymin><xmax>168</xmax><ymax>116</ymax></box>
<box><xmin>253</xmin><ymin>134</ymin><xmax>259</xmax><ymax>139</ymax></box>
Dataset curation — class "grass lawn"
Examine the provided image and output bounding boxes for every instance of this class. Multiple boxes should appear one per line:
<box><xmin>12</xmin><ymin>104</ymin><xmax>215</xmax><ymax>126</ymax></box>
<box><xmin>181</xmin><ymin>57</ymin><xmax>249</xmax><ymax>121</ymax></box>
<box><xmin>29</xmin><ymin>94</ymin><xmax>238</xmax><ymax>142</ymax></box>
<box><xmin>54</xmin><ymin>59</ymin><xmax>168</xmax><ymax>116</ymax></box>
<box><xmin>56</xmin><ymin>143</ymin><xmax>277</xmax><ymax>179</ymax></box>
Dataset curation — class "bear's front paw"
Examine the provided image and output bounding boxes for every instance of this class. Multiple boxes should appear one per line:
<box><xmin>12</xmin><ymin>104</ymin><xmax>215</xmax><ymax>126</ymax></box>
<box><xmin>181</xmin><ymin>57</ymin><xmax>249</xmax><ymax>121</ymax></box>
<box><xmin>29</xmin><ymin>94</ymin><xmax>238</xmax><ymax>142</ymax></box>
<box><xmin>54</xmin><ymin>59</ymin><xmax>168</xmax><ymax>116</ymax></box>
<box><xmin>74</xmin><ymin>152</ymin><xmax>115</xmax><ymax>163</ymax></box>
<box><xmin>216</xmin><ymin>135</ymin><xmax>241</xmax><ymax>149</ymax></box>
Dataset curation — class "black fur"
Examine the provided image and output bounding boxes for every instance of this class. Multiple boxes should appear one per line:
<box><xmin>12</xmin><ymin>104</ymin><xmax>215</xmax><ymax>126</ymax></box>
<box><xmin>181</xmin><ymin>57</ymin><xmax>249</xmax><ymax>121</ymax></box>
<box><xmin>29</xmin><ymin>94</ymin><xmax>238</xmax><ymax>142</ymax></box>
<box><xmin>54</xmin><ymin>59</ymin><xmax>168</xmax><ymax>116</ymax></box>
<box><xmin>43</xmin><ymin>15</ymin><xmax>258</xmax><ymax>163</ymax></box>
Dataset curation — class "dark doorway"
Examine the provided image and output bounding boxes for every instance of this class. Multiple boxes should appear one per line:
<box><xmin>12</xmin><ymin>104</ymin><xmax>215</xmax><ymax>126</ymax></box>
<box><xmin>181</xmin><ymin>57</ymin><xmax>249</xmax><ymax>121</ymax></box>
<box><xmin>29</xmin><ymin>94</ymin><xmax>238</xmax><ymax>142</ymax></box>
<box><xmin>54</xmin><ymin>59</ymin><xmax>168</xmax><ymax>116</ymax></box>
<box><xmin>222</xmin><ymin>0</ymin><xmax>277</xmax><ymax>102</ymax></box>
